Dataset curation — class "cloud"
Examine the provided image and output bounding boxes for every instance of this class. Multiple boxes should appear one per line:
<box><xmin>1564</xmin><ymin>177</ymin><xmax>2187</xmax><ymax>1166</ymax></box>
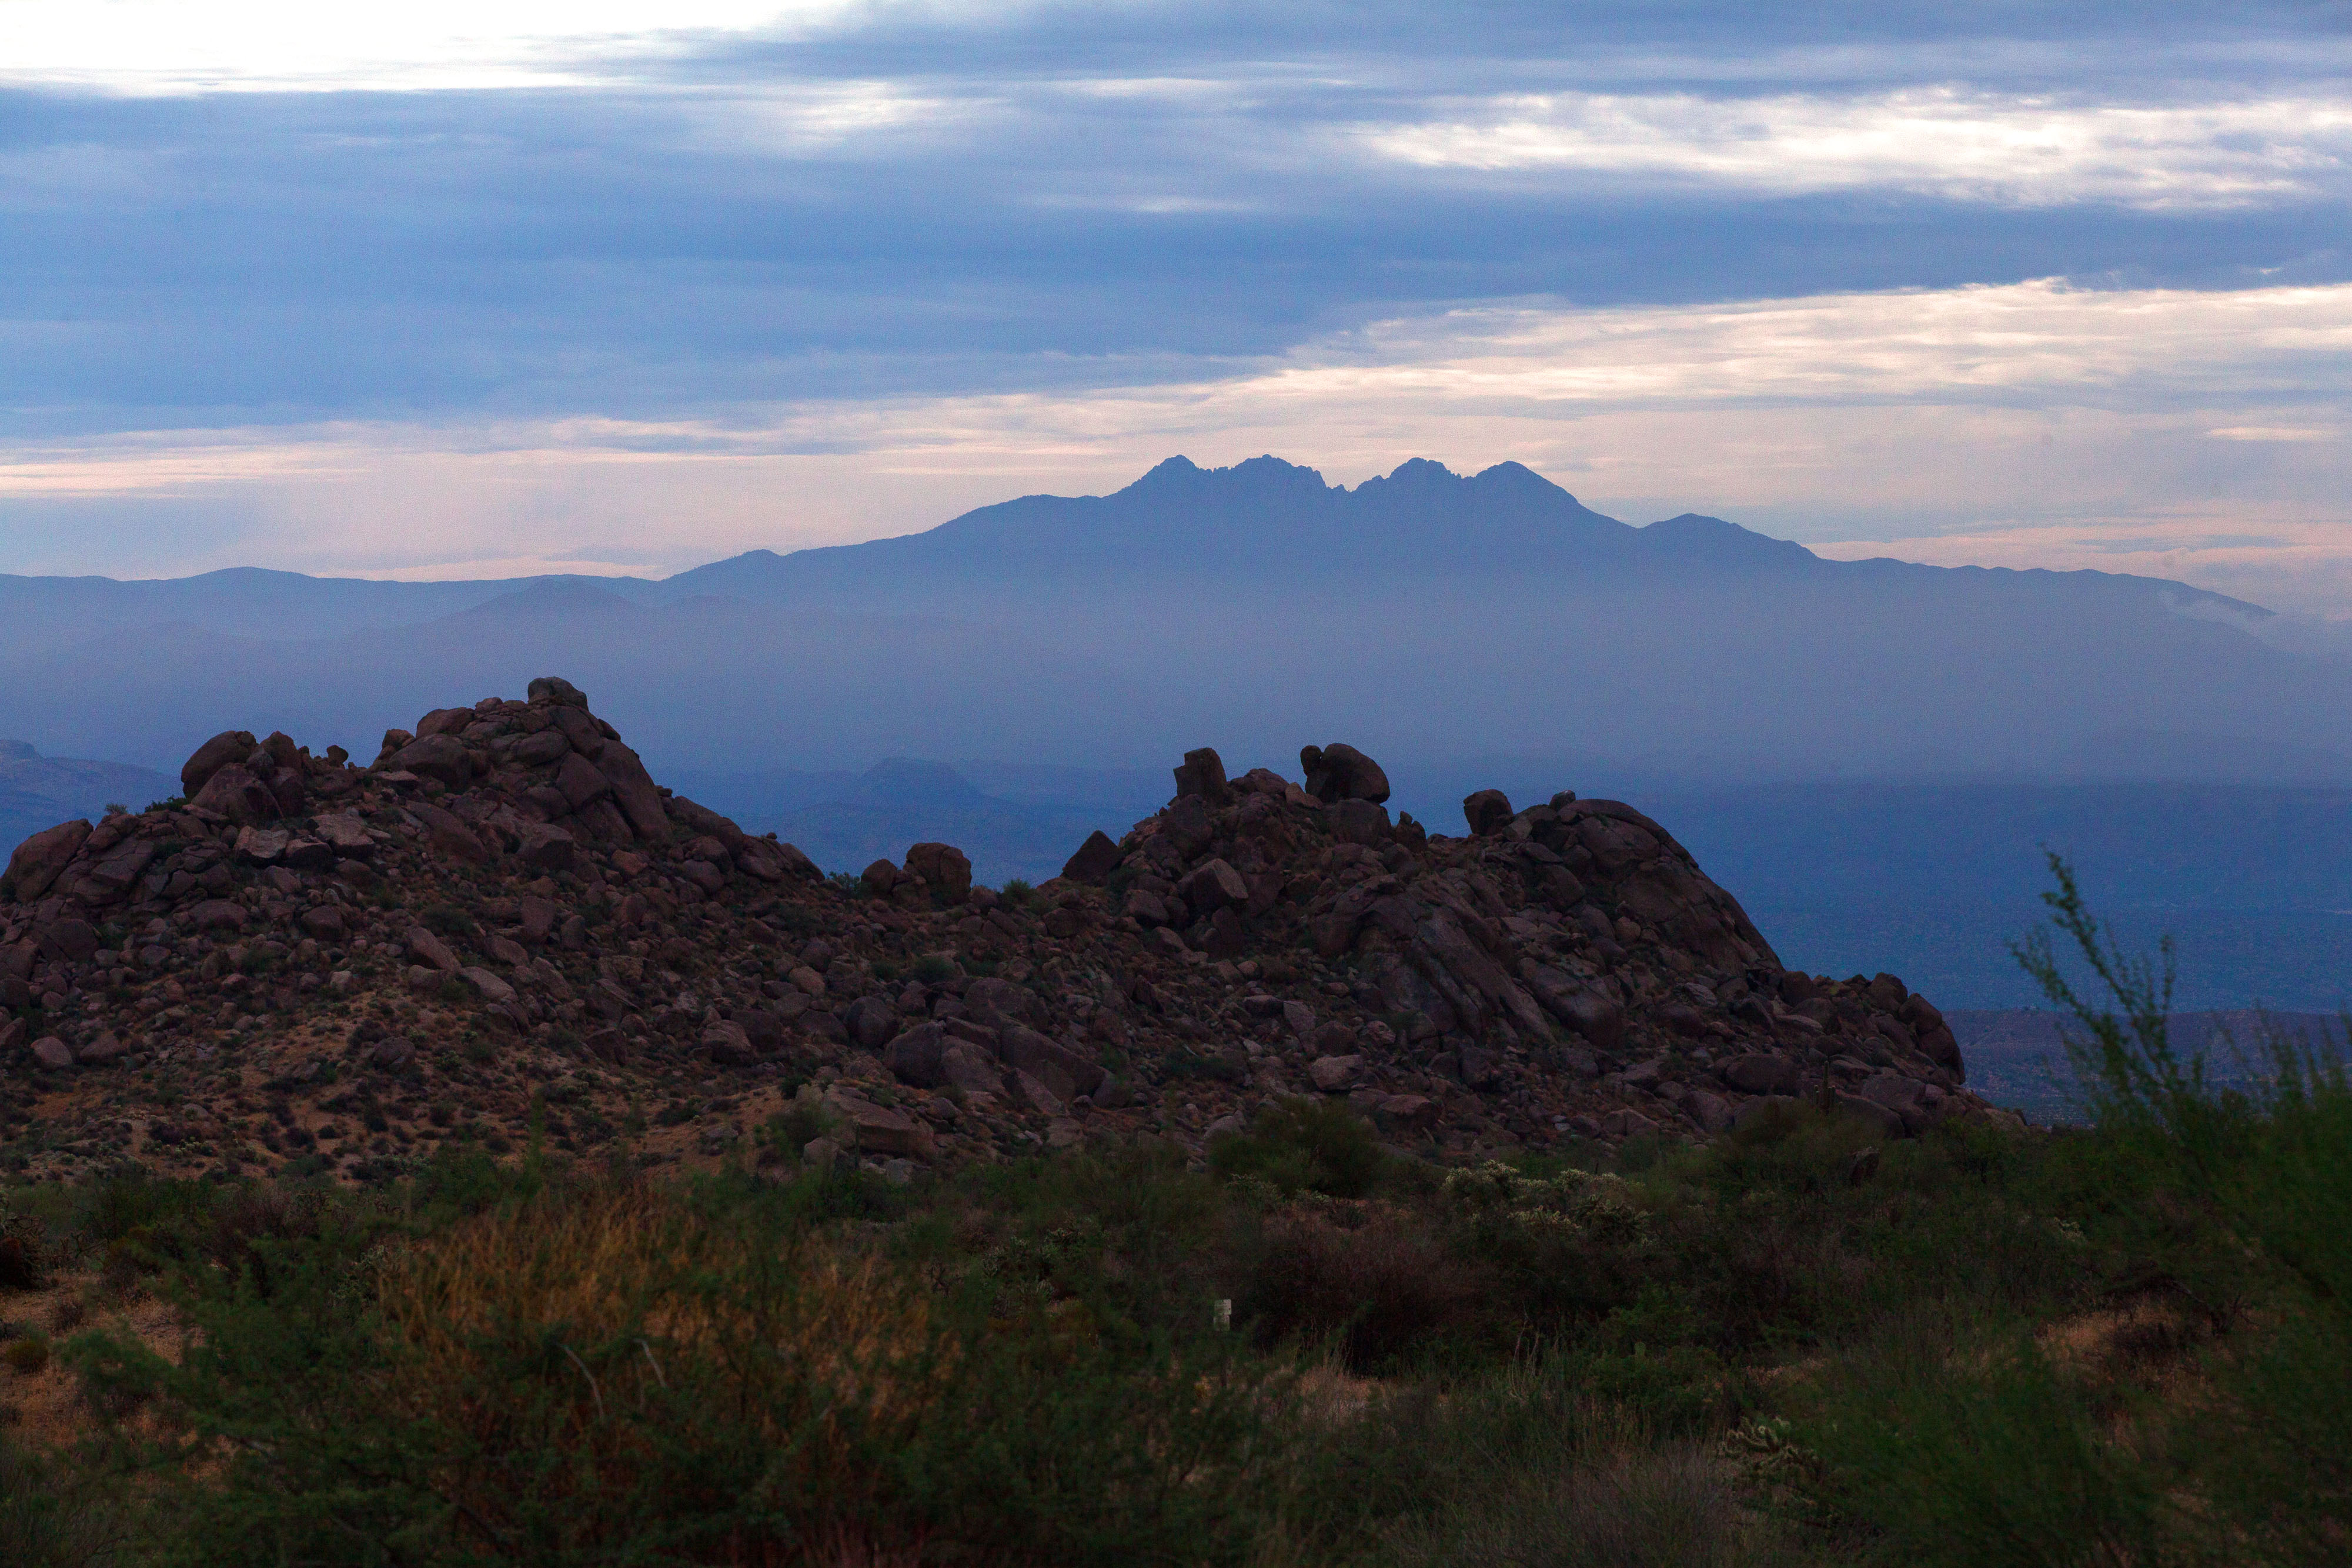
<box><xmin>4</xmin><ymin>277</ymin><xmax>2345</xmax><ymax>617</ymax></box>
<box><xmin>2</xmin><ymin>1</ymin><xmax>2347</xmax><ymax>604</ymax></box>
<box><xmin>1358</xmin><ymin>88</ymin><xmax>2352</xmax><ymax>209</ymax></box>
<box><xmin>0</xmin><ymin>1</ymin><xmax>864</xmax><ymax>92</ymax></box>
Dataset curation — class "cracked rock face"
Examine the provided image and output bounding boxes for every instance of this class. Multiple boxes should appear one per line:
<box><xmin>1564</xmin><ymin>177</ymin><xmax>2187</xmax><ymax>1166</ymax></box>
<box><xmin>0</xmin><ymin>688</ymin><xmax>1996</xmax><ymax>1186</ymax></box>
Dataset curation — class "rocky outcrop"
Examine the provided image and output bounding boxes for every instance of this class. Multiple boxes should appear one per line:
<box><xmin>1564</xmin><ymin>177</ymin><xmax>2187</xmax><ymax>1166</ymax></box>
<box><xmin>0</xmin><ymin>685</ymin><xmax>1997</xmax><ymax>1185</ymax></box>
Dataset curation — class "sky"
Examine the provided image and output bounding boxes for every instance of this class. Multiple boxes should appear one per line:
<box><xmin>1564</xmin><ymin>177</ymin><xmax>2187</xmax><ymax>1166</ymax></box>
<box><xmin>2</xmin><ymin>2</ymin><xmax>2349</xmax><ymax>614</ymax></box>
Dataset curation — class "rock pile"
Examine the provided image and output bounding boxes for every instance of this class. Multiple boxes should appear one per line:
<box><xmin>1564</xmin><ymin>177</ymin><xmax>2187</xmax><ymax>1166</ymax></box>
<box><xmin>0</xmin><ymin>684</ymin><xmax>2006</xmax><ymax>1183</ymax></box>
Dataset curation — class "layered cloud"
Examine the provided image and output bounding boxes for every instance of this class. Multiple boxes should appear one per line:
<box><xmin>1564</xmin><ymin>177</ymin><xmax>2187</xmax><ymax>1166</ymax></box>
<box><xmin>1361</xmin><ymin>88</ymin><xmax>2352</xmax><ymax>208</ymax></box>
<box><xmin>4</xmin><ymin>278</ymin><xmax>2344</xmax><ymax>616</ymax></box>
<box><xmin>0</xmin><ymin>2</ymin><xmax>2345</xmax><ymax>612</ymax></box>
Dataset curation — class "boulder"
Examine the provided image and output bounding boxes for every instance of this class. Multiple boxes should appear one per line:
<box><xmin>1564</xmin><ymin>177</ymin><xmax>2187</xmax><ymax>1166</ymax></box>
<box><xmin>1300</xmin><ymin>743</ymin><xmax>1390</xmax><ymax>804</ymax></box>
<box><xmin>37</xmin><ymin>919</ymin><xmax>98</xmax><ymax>964</ymax></box>
<box><xmin>1</xmin><ymin>818</ymin><xmax>92</xmax><ymax>902</ymax></box>
<box><xmin>861</xmin><ymin>860</ymin><xmax>901</xmax><ymax>895</ymax></box>
<box><xmin>234</xmin><ymin>827</ymin><xmax>291</xmax><ymax>863</ymax></box>
<box><xmin>78</xmin><ymin>1032</ymin><xmax>129</xmax><ymax>1065</ymax></box>
<box><xmin>1327</xmin><ymin>798</ymin><xmax>1391</xmax><ymax>847</ymax></box>
<box><xmin>181</xmin><ymin>730</ymin><xmax>259</xmax><ymax>797</ymax></box>
<box><xmin>527</xmin><ymin>676</ymin><xmax>589</xmax><ymax>707</ymax></box>
<box><xmin>1061</xmin><ymin>830</ymin><xmax>1122</xmax><ymax>884</ymax></box>
<box><xmin>940</xmin><ymin>1041</ymin><xmax>1005</xmax><ymax>1096</ymax></box>
<box><xmin>189</xmin><ymin>764</ymin><xmax>278</xmax><ymax>824</ymax></box>
<box><xmin>903</xmin><ymin>842</ymin><xmax>973</xmax><ymax>904</ymax></box>
<box><xmin>1176</xmin><ymin>858</ymin><xmax>1248</xmax><ymax>918</ymax></box>
<box><xmin>383</xmin><ymin>734</ymin><xmax>476</xmax><ymax>791</ymax></box>
<box><xmin>824</xmin><ymin>1091</ymin><xmax>936</xmax><ymax>1159</ymax></box>
<box><xmin>31</xmin><ymin>1037</ymin><xmax>74</xmax><ymax>1070</ymax></box>
<box><xmin>1682</xmin><ymin>1089</ymin><xmax>1737</xmax><ymax>1135</ymax></box>
<box><xmin>366</xmin><ymin>1035</ymin><xmax>417</xmax><ymax>1071</ymax></box>
<box><xmin>844</xmin><ymin>995</ymin><xmax>901</xmax><ymax>1051</ymax></box>
<box><xmin>514</xmin><ymin>822</ymin><xmax>576</xmax><ymax>871</ymax></box>
<box><xmin>1462</xmin><ymin>789</ymin><xmax>1514</xmax><ymax>837</ymax></box>
<box><xmin>1601</xmin><ymin>1108</ymin><xmax>1658</xmax><ymax>1138</ymax></box>
<box><xmin>554</xmin><ymin>752</ymin><xmax>613</xmax><ymax>810</ymax></box>
<box><xmin>1308</xmin><ymin>1054</ymin><xmax>1363</xmax><ymax>1092</ymax></box>
<box><xmin>188</xmin><ymin>900</ymin><xmax>248</xmax><ymax>934</ymax></box>
<box><xmin>1833</xmin><ymin>1091</ymin><xmax>1910</xmax><ymax>1141</ymax></box>
<box><xmin>593</xmin><ymin>742</ymin><xmax>670</xmax><ymax>840</ymax></box>
<box><xmin>1524</xmin><ymin>969</ymin><xmax>1625</xmax><ymax>1052</ymax></box>
<box><xmin>884</xmin><ymin>1022</ymin><xmax>949</xmax><ymax>1088</ymax></box>
<box><xmin>512</xmin><ymin>731</ymin><xmax>570</xmax><ymax>769</ymax></box>
<box><xmin>1005</xmin><ymin>1068</ymin><xmax>1067</xmax><ymax>1117</ymax></box>
<box><xmin>998</xmin><ymin>1025</ymin><xmax>1107</xmax><ymax>1102</ymax></box>
<box><xmin>299</xmin><ymin>906</ymin><xmax>348</xmax><ymax>942</ymax></box>
<box><xmin>1722</xmin><ymin>1053</ymin><xmax>1805</xmax><ymax>1096</ymax></box>
<box><xmin>1173</xmin><ymin>747</ymin><xmax>1229</xmax><ymax>803</ymax></box>
<box><xmin>703</xmin><ymin>1021</ymin><xmax>758</xmax><ymax>1066</ymax></box>
<box><xmin>963</xmin><ymin>977</ymin><xmax>1037</xmax><ymax>1027</ymax></box>
<box><xmin>460</xmin><ymin>967</ymin><xmax>518</xmax><ymax>1005</ymax></box>
<box><xmin>406</xmin><ymin>928</ymin><xmax>462</xmax><ymax>973</ymax></box>
<box><xmin>413</xmin><ymin>803</ymin><xmax>490</xmax><ymax>864</ymax></box>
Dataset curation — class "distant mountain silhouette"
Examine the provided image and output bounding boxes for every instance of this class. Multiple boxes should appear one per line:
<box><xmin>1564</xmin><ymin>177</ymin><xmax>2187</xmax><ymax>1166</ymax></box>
<box><xmin>657</xmin><ymin>456</ymin><xmax>2258</xmax><ymax>612</ymax></box>
<box><xmin>0</xmin><ymin>455</ymin><xmax>2328</xmax><ymax>793</ymax></box>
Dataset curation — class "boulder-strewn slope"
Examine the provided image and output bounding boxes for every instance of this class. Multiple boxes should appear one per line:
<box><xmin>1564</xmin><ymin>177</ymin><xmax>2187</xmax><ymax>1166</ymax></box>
<box><xmin>0</xmin><ymin>681</ymin><xmax>2004</xmax><ymax>1183</ymax></box>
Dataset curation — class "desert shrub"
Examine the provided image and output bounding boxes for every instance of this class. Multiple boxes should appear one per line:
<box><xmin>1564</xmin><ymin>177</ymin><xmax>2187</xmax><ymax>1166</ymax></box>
<box><xmin>1240</xmin><ymin>1206</ymin><xmax>1479</xmax><ymax>1369</ymax></box>
<box><xmin>999</xmin><ymin>878</ymin><xmax>1035</xmax><ymax>907</ymax></box>
<box><xmin>910</xmin><ymin>954</ymin><xmax>957</xmax><ymax>984</ymax></box>
<box><xmin>762</xmin><ymin>1095</ymin><xmax>841</xmax><ymax>1155</ymax></box>
<box><xmin>0</xmin><ymin>1427</ymin><xmax>123</xmax><ymax>1568</ymax></box>
<box><xmin>1793</xmin><ymin>1328</ymin><xmax>2162</xmax><ymax>1568</ymax></box>
<box><xmin>1210</xmin><ymin>1098</ymin><xmax>1389</xmax><ymax>1198</ymax></box>
<box><xmin>74</xmin><ymin>1166</ymin><xmax>216</xmax><ymax>1247</ymax></box>
<box><xmin>75</xmin><ymin>1185</ymin><xmax>1279</xmax><ymax>1566</ymax></box>
<box><xmin>2</xmin><ymin>1336</ymin><xmax>50</xmax><ymax>1375</ymax></box>
<box><xmin>2013</xmin><ymin>856</ymin><xmax>2352</xmax><ymax>1556</ymax></box>
<box><xmin>1381</xmin><ymin>1439</ymin><xmax>1769</xmax><ymax>1568</ymax></box>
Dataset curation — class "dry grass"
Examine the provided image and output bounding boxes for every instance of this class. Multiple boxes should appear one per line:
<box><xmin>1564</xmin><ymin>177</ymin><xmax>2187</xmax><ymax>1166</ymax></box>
<box><xmin>1</xmin><ymin>1271</ymin><xmax>184</xmax><ymax>1452</ymax></box>
<box><xmin>366</xmin><ymin>1187</ymin><xmax>965</xmax><ymax>1562</ymax></box>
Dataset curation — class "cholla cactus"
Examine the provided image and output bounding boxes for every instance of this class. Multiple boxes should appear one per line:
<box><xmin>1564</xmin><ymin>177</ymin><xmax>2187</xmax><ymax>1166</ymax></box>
<box><xmin>1442</xmin><ymin>1161</ymin><xmax>1648</xmax><ymax>1246</ymax></box>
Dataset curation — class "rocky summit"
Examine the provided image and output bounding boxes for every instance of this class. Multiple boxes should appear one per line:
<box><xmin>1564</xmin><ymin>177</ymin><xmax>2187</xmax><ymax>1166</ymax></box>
<box><xmin>0</xmin><ymin>680</ymin><xmax>2008</xmax><ymax>1183</ymax></box>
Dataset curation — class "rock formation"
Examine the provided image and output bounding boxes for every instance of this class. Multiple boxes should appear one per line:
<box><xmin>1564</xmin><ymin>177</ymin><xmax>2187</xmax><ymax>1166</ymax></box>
<box><xmin>0</xmin><ymin>681</ymin><xmax>2002</xmax><ymax>1183</ymax></box>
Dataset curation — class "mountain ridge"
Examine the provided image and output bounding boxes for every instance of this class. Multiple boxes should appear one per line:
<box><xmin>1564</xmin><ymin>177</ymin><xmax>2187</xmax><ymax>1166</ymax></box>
<box><xmin>0</xmin><ymin>456</ymin><xmax>2276</xmax><ymax>633</ymax></box>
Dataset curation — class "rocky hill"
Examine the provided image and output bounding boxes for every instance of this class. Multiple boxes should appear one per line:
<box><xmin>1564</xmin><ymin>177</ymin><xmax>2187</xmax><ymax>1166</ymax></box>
<box><xmin>0</xmin><ymin>680</ymin><xmax>2009</xmax><ymax>1183</ymax></box>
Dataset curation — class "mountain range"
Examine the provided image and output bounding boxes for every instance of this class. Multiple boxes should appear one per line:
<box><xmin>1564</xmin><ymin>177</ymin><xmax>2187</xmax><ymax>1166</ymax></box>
<box><xmin>0</xmin><ymin>455</ymin><xmax>2336</xmax><ymax>786</ymax></box>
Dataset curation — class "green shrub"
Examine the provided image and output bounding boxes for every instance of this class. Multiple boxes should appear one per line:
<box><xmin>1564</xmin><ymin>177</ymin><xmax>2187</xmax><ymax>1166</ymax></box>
<box><xmin>763</xmin><ymin>1096</ymin><xmax>840</xmax><ymax>1154</ymax></box>
<box><xmin>910</xmin><ymin>954</ymin><xmax>958</xmax><ymax>984</ymax></box>
<box><xmin>0</xmin><ymin>1426</ymin><xmax>123</xmax><ymax>1568</ymax></box>
<box><xmin>1211</xmin><ymin>1098</ymin><xmax>1389</xmax><ymax>1199</ymax></box>
<box><xmin>73</xmin><ymin>1188</ymin><xmax>1275</xmax><ymax>1566</ymax></box>
<box><xmin>1795</xmin><ymin>1330</ymin><xmax>2161</xmax><ymax>1568</ymax></box>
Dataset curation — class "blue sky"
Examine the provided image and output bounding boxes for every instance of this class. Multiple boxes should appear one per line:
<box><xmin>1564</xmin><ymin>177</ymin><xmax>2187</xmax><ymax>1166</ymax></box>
<box><xmin>2</xmin><ymin>2</ymin><xmax>2348</xmax><ymax>611</ymax></box>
